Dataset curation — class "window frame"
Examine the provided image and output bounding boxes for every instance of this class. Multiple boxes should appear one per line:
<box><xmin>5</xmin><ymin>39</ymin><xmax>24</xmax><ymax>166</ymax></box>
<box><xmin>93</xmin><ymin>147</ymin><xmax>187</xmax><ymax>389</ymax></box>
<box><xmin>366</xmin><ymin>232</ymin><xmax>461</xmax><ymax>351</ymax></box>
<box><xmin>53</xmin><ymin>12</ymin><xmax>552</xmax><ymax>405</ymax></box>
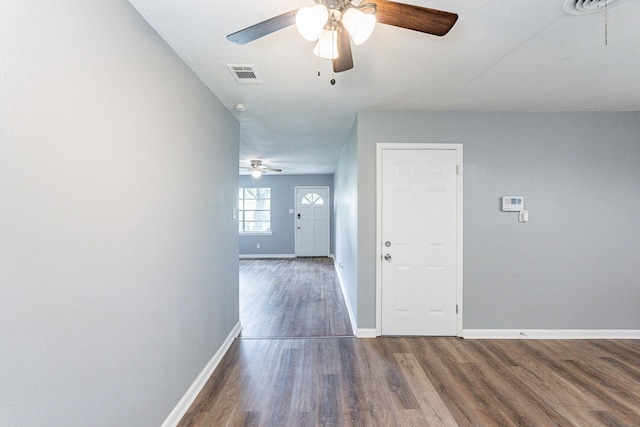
<box><xmin>238</xmin><ymin>187</ymin><xmax>272</xmax><ymax>235</ymax></box>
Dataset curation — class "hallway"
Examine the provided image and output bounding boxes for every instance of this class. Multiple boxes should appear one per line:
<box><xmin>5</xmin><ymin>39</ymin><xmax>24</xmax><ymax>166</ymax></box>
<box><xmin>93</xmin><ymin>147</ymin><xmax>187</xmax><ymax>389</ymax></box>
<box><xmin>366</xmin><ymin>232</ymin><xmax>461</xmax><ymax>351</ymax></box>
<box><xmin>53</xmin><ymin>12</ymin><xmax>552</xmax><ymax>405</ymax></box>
<box><xmin>239</xmin><ymin>257</ymin><xmax>354</xmax><ymax>338</ymax></box>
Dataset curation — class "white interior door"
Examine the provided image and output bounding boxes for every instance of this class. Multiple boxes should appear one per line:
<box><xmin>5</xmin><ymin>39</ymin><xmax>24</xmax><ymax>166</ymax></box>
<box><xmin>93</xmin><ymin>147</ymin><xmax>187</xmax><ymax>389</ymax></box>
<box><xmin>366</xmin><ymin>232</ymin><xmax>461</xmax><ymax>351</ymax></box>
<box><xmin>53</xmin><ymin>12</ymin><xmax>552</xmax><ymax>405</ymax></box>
<box><xmin>295</xmin><ymin>187</ymin><xmax>329</xmax><ymax>257</ymax></box>
<box><xmin>380</xmin><ymin>147</ymin><xmax>460</xmax><ymax>336</ymax></box>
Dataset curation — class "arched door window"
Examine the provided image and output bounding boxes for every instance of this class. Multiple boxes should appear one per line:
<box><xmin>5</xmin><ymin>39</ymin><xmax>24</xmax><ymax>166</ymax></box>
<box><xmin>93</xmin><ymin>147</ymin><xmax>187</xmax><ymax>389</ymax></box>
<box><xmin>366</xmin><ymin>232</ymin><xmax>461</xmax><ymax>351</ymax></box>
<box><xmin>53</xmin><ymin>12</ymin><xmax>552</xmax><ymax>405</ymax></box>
<box><xmin>301</xmin><ymin>193</ymin><xmax>324</xmax><ymax>205</ymax></box>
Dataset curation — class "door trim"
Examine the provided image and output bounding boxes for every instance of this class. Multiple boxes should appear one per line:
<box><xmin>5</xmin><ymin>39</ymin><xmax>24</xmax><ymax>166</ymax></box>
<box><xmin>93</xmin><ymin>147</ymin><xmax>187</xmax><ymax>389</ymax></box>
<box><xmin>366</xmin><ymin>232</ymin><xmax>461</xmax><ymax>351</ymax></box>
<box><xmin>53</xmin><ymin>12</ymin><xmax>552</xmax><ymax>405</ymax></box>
<box><xmin>375</xmin><ymin>143</ymin><xmax>463</xmax><ymax>337</ymax></box>
<box><xmin>294</xmin><ymin>186</ymin><xmax>330</xmax><ymax>257</ymax></box>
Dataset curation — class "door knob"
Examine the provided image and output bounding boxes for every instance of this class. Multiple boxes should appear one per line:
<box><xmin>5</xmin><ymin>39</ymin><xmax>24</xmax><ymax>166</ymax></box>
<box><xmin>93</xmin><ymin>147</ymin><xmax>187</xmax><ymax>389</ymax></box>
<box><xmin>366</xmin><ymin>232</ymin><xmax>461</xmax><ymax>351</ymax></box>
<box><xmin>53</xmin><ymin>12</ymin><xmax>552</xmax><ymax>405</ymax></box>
<box><xmin>384</xmin><ymin>254</ymin><xmax>392</xmax><ymax>261</ymax></box>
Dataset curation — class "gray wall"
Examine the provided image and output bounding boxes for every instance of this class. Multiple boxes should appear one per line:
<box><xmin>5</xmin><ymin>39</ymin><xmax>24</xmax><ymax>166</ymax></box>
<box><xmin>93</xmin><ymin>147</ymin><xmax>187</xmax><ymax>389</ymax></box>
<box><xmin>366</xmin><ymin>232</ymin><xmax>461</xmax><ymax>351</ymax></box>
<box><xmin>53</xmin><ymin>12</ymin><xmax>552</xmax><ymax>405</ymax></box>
<box><xmin>239</xmin><ymin>174</ymin><xmax>334</xmax><ymax>255</ymax></box>
<box><xmin>333</xmin><ymin>119</ymin><xmax>359</xmax><ymax>323</ymax></box>
<box><xmin>0</xmin><ymin>1</ymin><xmax>239</xmax><ymax>425</ymax></box>
<box><xmin>353</xmin><ymin>111</ymin><xmax>640</xmax><ymax>330</ymax></box>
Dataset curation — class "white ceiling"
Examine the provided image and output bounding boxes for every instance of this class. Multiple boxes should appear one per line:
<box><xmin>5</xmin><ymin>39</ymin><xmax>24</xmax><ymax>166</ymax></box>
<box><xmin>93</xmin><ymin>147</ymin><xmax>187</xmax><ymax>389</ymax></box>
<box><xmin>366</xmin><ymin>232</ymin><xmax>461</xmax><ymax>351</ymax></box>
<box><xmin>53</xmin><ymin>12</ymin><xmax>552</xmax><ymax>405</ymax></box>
<box><xmin>127</xmin><ymin>0</ymin><xmax>640</xmax><ymax>175</ymax></box>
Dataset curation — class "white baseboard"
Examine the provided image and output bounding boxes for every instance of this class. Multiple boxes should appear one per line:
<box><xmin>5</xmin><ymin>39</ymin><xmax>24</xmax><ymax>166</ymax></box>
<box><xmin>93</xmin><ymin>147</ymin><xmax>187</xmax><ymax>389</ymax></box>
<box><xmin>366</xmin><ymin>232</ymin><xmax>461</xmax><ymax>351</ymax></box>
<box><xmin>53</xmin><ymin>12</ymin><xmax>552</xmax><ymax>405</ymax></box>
<box><xmin>239</xmin><ymin>254</ymin><xmax>296</xmax><ymax>259</ymax></box>
<box><xmin>462</xmin><ymin>329</ymin><xmax>640</xmax><ymax>339</ymax></box>
<box><xmin>356</xmin><ymin>328</ymin><xmax>378</xmax><ymax>338</ymax></box>
<box><xmin>162</xmin><ymin>321</ymin><xmax>242</xmax><ymax>427</ymax></box>
<box><xmin>334</xmin><ymin>263</ymin><xmax>357</xmax><ymax>335</ymax></box>
<box><xmin>332</xmin><ymin>263</ymin><xmax>378</xmax><ymax>339</ymax></box>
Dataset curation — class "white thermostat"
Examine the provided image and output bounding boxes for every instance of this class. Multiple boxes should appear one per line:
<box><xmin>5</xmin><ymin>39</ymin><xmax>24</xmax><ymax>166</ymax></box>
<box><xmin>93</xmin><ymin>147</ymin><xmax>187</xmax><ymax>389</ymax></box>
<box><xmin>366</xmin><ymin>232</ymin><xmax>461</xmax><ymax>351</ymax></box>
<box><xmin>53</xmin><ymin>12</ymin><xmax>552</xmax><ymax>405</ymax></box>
<box><xmin>502</xmin><ymin>196</ymin><xmax>524</xmax><ymax>212</ymax></box>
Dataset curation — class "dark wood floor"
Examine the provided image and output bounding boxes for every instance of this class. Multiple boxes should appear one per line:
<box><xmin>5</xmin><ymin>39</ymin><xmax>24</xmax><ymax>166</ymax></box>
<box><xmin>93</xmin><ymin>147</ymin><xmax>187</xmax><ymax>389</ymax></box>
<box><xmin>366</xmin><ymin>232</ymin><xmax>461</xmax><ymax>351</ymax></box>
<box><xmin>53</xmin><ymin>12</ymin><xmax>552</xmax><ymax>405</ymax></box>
<box><xmin>179</xmin><ymin>337</ymin><xmax>640</xmax><ymax>426</ymax></box>
<box><xmin>239</xmin><ymin>258</ymin><xmax>353</xmax><ymax>338</ymax></box>
<box><xmin>178</xmin><ymin>259</ymin><xmax>640</xmax><ymax>426</ymax></box>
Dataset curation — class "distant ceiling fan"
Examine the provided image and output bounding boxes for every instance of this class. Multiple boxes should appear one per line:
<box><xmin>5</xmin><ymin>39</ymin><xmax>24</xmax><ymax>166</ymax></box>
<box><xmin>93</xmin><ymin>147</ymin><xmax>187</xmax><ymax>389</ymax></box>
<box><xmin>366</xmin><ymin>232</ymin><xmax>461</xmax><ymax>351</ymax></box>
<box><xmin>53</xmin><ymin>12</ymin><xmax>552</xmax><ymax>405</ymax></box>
<box><xmin>240</xmin><ymin>160</ymin><xmax>283</xmax><ymax>177</ymax></box>
<box><xmin>227</xmin><ymin>0</ymin><xmax>458</xmax><ymax>73</ymax></box>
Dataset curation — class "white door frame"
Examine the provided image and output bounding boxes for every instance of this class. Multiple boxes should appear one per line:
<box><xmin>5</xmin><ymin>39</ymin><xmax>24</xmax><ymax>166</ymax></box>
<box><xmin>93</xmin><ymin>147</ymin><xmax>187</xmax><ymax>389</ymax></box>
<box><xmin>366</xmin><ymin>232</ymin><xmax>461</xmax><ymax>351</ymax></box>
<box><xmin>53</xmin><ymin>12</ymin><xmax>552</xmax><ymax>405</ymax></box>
<box><xmin>294</xmin><ymin>186</ymin><xmax>330</xmax><ymax>257</ymax></box>
<box><xmin>375</xmin><ymin>143</ymin><xmax>463</xmax><ymax>337</ymax></box>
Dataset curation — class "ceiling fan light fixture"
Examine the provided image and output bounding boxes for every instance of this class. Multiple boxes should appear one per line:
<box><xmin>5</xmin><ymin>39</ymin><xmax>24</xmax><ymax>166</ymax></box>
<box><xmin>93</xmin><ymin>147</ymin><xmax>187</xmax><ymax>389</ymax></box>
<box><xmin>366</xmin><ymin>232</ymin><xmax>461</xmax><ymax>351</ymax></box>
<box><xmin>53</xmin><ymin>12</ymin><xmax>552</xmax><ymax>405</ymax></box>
<box><xmin>313</xmin><ymin>29</ymin><xmax>339</xmax><ymax>59</ymax></box>
<box><xmin>342</xmin><ymin>7</ymin><xmax>376</xmax><ymax>45</ymax></box>
<box><xmin>251</xmin><ymin>169</ymin><xmax>262</xmax><ymax>178</ymax></box>
<box><xmin>227</xmin><ymin>1</ymin><xmax>459</xmax><ymax>73</ymax></box>
<box><xmin>296</xmin><ymin>4</ymin><xmax>329</xmax><ymax>41</ymax></box>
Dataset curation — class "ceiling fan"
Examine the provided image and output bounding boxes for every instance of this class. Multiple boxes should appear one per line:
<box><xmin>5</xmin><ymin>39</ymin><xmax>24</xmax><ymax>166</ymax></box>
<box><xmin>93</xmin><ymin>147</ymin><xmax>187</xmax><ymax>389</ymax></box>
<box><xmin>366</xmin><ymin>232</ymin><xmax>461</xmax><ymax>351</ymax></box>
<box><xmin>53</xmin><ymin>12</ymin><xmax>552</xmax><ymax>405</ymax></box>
<box><xmin>240</xmin><ymin>160</ymin><xmax>283</xmax><ymax>177</ymax></box>
<box><xmin>227</xmin><ymin>0</ymin><xmax>458</xmax><ymax>73</ymax></box>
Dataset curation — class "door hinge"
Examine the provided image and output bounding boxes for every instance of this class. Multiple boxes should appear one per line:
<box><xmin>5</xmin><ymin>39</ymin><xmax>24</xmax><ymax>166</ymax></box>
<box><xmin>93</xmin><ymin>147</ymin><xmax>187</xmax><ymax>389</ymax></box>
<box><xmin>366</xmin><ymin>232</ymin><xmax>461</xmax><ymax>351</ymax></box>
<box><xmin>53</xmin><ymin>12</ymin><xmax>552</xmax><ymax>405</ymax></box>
<box><xmin>456</xmin><ymin>165</ymin><xmax>460</xmax><ymax>175</ymax></box>
<box><xmin>456</xmin><ymin>304</ymin><xmax>459</xmax><ymax>314</ymax></box>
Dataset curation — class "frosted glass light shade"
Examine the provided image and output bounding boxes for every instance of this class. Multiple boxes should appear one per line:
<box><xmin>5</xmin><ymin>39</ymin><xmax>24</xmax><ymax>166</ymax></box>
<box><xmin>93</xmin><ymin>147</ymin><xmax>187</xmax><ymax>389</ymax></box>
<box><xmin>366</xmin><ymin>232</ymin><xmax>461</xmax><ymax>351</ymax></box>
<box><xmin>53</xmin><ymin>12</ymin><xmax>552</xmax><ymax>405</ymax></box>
<box><xmin>251</xmin><ymin>169</ymin><xmax>262</xmax><ymax>178</ymax></box>
<box><xmin>296</xmin><ymin>4</ymin><xmax>329</xmax><ymax>41</ymax></box>
<box><xmin>342</xmin><ymin>7</ymin><xmax>376</xmax><ymax>45</ymax></box>
<box><xmin>313</xmin><ymin>29</ymin><xmax>339</xmax><ymax>59</ymax></box>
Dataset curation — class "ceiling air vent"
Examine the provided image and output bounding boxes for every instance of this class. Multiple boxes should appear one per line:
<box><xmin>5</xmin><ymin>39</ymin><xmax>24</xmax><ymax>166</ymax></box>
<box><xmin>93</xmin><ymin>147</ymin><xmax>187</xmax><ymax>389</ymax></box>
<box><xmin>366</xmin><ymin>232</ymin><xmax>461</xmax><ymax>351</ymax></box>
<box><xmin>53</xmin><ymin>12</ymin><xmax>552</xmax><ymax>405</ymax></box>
<box><xmin>227</xmin><ymin>64</ymin><xmax>262</xmax><ymax>84</ymax></box>
<box><xmin>563</xmin><ymin>0</ymin><xmax>626</xmax><ymax>15</ymax></box>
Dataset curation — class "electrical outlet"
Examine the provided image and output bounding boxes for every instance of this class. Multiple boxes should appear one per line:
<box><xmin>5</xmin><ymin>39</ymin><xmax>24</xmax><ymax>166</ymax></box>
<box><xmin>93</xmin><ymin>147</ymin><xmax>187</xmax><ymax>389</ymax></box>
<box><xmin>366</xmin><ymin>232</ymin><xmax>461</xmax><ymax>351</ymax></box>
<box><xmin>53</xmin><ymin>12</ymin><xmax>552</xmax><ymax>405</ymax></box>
<box><xmin>256</xmin><ymin>244</ymin><xmax>260</xmax><ymax>249</ymax></box>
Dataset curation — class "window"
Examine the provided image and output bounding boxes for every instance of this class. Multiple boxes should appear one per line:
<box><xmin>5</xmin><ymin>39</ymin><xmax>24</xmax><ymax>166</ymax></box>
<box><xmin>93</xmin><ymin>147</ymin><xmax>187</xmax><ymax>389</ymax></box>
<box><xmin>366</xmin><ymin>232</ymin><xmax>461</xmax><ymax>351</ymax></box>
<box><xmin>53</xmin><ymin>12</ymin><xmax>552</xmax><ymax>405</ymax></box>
<box><xmin>239</xmin><ymin>187</ymin><xmax>271</xmax><ymax>233</ymax></box>
<box><xmin>301</xmin><ymin>193</ymin><xmax>324</xmax><ymax>205</ymax></box>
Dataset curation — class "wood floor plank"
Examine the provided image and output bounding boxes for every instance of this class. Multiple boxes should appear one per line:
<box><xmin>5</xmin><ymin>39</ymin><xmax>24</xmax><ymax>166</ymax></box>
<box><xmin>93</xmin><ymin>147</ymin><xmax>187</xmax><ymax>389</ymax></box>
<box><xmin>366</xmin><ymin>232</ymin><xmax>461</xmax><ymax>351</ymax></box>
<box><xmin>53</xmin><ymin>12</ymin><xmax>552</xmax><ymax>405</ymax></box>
<box><xmin>462</xmin><ymin>360</ymin><xmax>537</xmax><ymax>426</ymax></box>
<box><xmin>600</xmin><ymin>356</ymin><xmax>640</xmax><ymax>394</ymax></box>
<box><xmin>264</xmin><ymin>347</ymin><xmax>298</xmax><ymax>426</ymax></box>
<box><xmin>370</xmin><ymin>338</ymin><xmax>421</xmax><ymax>411</ymax></box>
<box><xmin>470</xmin><ymin>340</ymin><xmax>577</xmax><ymax>425</ymax></box>
<box><xmin>412</xmin><ymin>340</ymin><xmax>502</xmax><ymax>426</ymax></box>
<box><xmin>179</xmin><ymin>259</ymin><xmax>640</xmax><ymax>426</ymax></box>
<box><xmin>565</xmin><ymin>410</ymin><xmax>607</xmax><ymax>427</ymax></box>
<box><xmin>519</xmin><ymin>340</ymin><xmax>640</xmax><ymax>425</ymax></box>
<box><xmin>561</xmin><ymin>359</ymin><xmax>640</xmax><ymax>421</ymax></box>
<box><xmin>505</xmin><ymin>343</ymin><xmax>607</xmax><ymax>411</ymax></box>
<box><xmin>179</xmin><ymin>337</ymin><xmax>640</xmax><ymax>427</ymax></box>
<box><xmin>336</xmin><ymin>339</ymin><xmax>369</xmax><ymax>424</ymax></box>
<box><xmin>239</xmin><ymin>258</ymin><xmax>353</xmax><ymax>338</ymax></box>
<box><xmin>395</xmin><ymin>353</ymin><xmax>458</xmax><ymax>426</ymax></box>
<box><xmin>593</xmin><ymin>340</ymin><xmax>640</xmax><ymax>369</ymax></box>
<box><xmin>590</xmin><ymin>410</ymin><xmax>636</xmax><ymax>426</ymax></box>
<box><xmin>288</xmin><ymin>342</ymin><xmax>320</xmax><ymax>414</ymax></box>
<box><xmin>509</xmin><ymin>365</ymin><xmax>605</xmax><ymax>410</ymax></box>
<box><xmin>319</xmin><ymin>374</ymin><xmax>341</xmax><ymax>426</ymax></box>
<box><xmin>288</xmin><ymin>411</ymin><xmax>316</xmax><ymax>427</ymax></box>
<box><xmin>239</xmin><ymin>411</ymin><xmax>261</xmax><ymax>427</ymax></box>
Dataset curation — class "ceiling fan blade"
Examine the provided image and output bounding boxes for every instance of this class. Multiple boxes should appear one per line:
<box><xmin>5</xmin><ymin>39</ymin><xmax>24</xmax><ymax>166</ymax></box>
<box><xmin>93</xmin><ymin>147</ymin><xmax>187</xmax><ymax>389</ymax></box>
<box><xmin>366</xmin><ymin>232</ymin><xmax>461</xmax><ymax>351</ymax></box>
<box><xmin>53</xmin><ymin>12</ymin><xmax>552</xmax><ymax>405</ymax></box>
<box><xmin>227</xmin><ymin>10</ymin><xmax>297</xmax><ymax>45</ymax></box>
<box><xmin>264</xmin><ymin>168</ymin><xmax>283</xmax><ymax>172</ymax></box>
<box><xmin>333</xmin><ymin>22</ymin><xmax>354</xmax><ymax>73</ymax></box>
<box><xmin>368</xmin><ymin>0</ymin><xmax>458</xmax><ymax>36</ymax></box>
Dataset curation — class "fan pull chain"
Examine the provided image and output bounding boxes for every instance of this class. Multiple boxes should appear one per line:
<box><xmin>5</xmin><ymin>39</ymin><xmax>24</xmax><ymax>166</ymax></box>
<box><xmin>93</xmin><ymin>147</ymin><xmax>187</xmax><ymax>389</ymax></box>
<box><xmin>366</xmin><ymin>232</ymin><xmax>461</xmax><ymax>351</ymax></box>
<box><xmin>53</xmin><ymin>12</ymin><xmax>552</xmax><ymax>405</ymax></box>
<box><xmin>604</xmin><ymin>0</ymin><xmax>608</xmax><ymax>45</ymax></box>
<box><xmin>331</xmin><ymin>28</ymin><xmax>336</xmax><ymax>85</ymax></box>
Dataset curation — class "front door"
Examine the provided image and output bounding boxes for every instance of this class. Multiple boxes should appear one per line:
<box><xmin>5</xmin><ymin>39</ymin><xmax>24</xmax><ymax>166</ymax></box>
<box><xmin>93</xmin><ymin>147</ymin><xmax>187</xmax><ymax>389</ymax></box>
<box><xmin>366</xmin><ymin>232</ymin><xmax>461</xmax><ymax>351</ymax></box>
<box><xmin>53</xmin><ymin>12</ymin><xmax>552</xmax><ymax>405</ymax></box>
<box><xmin>380</xmin><ymin>146</ymin><xmax>461</xmax><ymax>336</ymax></box>
<box><xmin>295</xmin><ymin>187</ymin><xmax>330</xmax><ymax>257</ymax></box>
